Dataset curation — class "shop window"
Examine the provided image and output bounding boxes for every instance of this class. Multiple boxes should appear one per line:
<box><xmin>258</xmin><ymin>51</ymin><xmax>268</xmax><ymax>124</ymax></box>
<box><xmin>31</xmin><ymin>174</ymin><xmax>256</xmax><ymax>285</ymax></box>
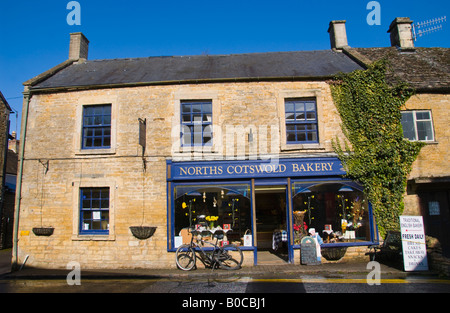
<box><xmin>79</xmin><ymin>187</ymin><xmax>110</xmax><ymax>234</ymax></box>
<box><xmin>401</xmin><ymin>110</ymin><xmax>435</xmax><ymax>142</ymax></box>
<box><xmin>292</xmin><ymin>182</ymin><xmax>370</xmax><ymax>244</ymax></box>
<box><xmin>173</xmin><ymin>184</ymin><xmax>251</xmax><ymax>247</ymax></box>
<box><xmin>285</xmin><ymin>98</ymin><xmax>318</xmax><ymax>144</ymax></box>
<box><xmin>82</xmin><ymin>104</ymin><xmax>112</xmax><ymax>149</ymax></box>
<box><xmin>180</xmin><ymin>100</ymin><xmax>213</xmax><ymax>146</ymax></box>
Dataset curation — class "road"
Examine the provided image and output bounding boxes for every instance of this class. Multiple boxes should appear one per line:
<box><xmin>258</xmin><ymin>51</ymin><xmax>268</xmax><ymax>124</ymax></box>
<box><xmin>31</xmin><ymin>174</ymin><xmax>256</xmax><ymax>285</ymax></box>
<box><xmin>1</xmin><ymin>274</ymin><xmax>449</xmax><ymax>293</ymax></box>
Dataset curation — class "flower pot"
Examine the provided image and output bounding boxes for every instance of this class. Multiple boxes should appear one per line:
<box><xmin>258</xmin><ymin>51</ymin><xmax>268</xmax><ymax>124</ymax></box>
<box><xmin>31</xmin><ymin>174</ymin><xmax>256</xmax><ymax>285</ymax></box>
<box><xmin>32</xmin><ymin>227</ymin><xmax>54</xmax><ymax>236</ymax></box>
<box><xmin>130</xmin><ymin>226</ymin><xmax>157</xmax><ymax>240</ymax></box>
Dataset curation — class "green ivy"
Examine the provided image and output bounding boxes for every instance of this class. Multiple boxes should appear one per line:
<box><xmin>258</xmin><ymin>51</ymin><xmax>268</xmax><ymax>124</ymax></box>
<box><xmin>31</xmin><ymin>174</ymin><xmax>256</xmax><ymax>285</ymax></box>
<box><xmin>330</xmin><ymin>60</ymin><xmax>424</xmax><ymax>237</ymax></box>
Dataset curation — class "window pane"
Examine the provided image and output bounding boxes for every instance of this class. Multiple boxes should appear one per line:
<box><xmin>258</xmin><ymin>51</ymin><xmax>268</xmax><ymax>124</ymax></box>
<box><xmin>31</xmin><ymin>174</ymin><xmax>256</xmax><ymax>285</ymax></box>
<box><xmin>296</xmin><ymin>112</ymin><xmax>305</xmax><ymax>120</ymax></box>
<box><xmin>94</xmin><ymin>128</ymin><xmax>103</xmax><ymax>137</ymax></box>
<box><xmin>401</xmin><ymin>112</ymin><xmax>416</xmax><ymax>140</ymax></box>
<box><xmin>306</xmin><ymin>112</ymin><xmax>316</xmax><ymax>120</ymax></box>
<box><xmin>202</xmin><ymin>103</ymin><xmax>212</xmax><ymax>113</ymax></box>
<box><xmin>192</xmin><ymin>104</ymin><xmax>202</xmax><ymax>113</ymax></box>
<box><xmin>193</xmin><ymin>132</ymin><xmax>203</xmax><ymax>145</ymax></box>
<box><xmin>93</xmin><ymin>138</ymin><xmax>102</xmax><ymax>147</ymax></box>
<box><xmin>286</xmin><ymin>113</ymin><xmax>295</xmax><ymax>121</ymax></box>
<box><xmin>84</xmin><ymin>106</ymin><xmax>95</xmax><ymax>115</ymax></box>
<box><xmin>417</xmin><ymin>121</ymin><xmax>433</xmax><ymax>141</ymax></box>
<box><xmin>203</xmin><ymin>114</ymin><xmax>212</xmax><ymax>122</ymax></box>
<box><xmin>192</xmin><ymin>114</ymin><xmax>202</xmax><ymax>123</ymax></box>
<box><xmin>285</xmin><ymin>102</ymin><xmax>294</xmax><ymax>112</ymax></box>
<box><xmin>203</xmin><ymin>134</ymin><xmax>212</xmax><ymax>144</ymax></box>
<box><xmin>83</xmin><ymin>138</ymin><xmax>93</xmax><ymax>147</ymax></box>
<box><xmin>416</xmin><ymin>111</ymin><xmax>430</xmax><ymax>120</ymax></box>
<box><xmin>94</xmin><ymin>106</ymin><xmax>103</xmax><ymax>115</ymax></box>
<box><xmin>287</xmin><ymin>132</ymin><xmax>296</xmax><ymax>142</ymax></box>
<box><xmin>103</xmin><ymin>137</ymin><xmax>111</xmax><ymax>147</ymax></box>
<box><xmin>203</xmin><ymin>125</ymin><xmax>212</xmax><ymax>133</ymax></box>
<box><xmin>182</xmin><ymin>104</ymin><xmax>191</xmax><ymax>113</ymax></box>
<box><xmin>103</xmin><ymin>115</ymin><xmax>111</xmax><ymax>125</ymax></box>
<box><xmin>84</xmin><ymin>117</ymin><xmax>94</xmax><ymax>126</ymax></box>
<box><xmin>295</xmin><ymin>102</ymin><xmax>305</xmax><ymax>112</ymax></box>
<box><xmin>307</xmin><ymin>132</ymin><xmax>317</xmax><ymax>141</ymax></box>
<box><xmin>101</xmin><ymin>199</ymin><xmax>109</xmax><ymax>209</ymax></box>
<box><xmin>305</xmin><ymin>102</ymin><xmax>315</xmax><ymax>111</ymax></box>
<box><xmin>82</xmin><ymin>200</ymin><xmax>91</xmax><ymax>209</ymax></box>
<box><xmin>182</xmin><ymin>114</ymin><xmax>191</xmax><ymax>123</ymax></box>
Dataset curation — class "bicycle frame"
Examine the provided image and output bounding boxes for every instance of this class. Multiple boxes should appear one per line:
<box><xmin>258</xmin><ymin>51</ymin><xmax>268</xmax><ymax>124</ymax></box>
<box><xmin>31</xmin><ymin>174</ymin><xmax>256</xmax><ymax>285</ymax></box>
<box><xmin>189</xmin><ymin>231</ymin><xmax>224</xmax><ymax>268</ymax></box>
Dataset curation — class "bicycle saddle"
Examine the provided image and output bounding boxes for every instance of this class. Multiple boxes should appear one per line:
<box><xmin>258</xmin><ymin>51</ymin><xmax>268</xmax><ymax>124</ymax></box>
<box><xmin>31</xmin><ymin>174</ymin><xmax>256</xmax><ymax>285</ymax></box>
<box><xmin>213</xmin><ymin>230</ymin><xmax>224</xmax><ymax>240</ymax></box>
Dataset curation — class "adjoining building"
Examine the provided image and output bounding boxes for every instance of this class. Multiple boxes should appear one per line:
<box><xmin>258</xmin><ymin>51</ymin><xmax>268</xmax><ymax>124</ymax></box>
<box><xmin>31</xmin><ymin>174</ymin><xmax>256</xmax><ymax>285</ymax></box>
<box><xmin>0</xmin><ymin>91</ymin><xmax>14</xmax><ymax>250</ymax></box>
<box><xmin>13</xmin><ymin>18</ymin><xmax>449</xmax><ymax>269</ymax></box>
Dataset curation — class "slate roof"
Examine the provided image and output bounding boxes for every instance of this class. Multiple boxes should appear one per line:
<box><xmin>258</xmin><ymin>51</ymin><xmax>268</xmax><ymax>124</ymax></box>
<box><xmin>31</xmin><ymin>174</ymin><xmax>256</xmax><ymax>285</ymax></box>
<box><xmin>346</xmin><ymin>47</ymin><xmax>450</xmax><ymax>91</ymax></box>
<box><xmin>29</xmin><ymin>50</ymin><xmax>364</xmax><ymax>90</ymax></box>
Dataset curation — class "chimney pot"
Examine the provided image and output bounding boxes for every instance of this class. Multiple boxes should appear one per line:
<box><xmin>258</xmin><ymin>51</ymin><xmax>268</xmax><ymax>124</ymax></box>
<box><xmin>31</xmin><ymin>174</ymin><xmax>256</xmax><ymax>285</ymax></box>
<box><xmin>388</xmin><ymin>17</ymin><xmax>414</xmax><ymax>49</ymax></box>
<box><xmin>328</xmin><ymin>20</ymin><xmax>349</xmax><ymax>50</ymax></box>
<box><xmin>69</xmin><ymin>32</ymin><xmax>89</xmax><ymax>60</ymax></box>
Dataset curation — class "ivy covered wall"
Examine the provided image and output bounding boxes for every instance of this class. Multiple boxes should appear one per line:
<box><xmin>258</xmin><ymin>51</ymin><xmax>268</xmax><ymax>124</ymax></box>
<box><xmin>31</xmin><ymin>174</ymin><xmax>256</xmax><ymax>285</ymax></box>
<box><xmin>330</xmin><ymin>60</ymin><xmax>424</xmax><ymax>237</ymax></box>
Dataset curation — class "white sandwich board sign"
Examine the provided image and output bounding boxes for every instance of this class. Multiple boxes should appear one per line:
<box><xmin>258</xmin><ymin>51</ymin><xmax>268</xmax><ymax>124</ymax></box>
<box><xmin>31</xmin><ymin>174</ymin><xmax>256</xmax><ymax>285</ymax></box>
<box><xmin>399</xmin><ymin>216</ymin><xmax>428</xmax><ymax>271</ymax></box>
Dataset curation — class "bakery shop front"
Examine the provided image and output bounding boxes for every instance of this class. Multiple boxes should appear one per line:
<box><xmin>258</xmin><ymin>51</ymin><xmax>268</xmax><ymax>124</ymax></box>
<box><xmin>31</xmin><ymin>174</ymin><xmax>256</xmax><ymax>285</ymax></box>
<box><xmin>166</xmin><ymin>157</ymin><xmax>377</xmax><ymax>265</ymax></box>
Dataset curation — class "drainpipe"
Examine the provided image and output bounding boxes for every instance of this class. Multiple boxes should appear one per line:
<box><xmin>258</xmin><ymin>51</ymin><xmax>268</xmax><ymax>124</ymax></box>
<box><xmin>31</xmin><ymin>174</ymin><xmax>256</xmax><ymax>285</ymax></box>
<box><xmin>12</xmin><ymin>89</ymin><xmax>31</xmax><ymax>271</ymax></box>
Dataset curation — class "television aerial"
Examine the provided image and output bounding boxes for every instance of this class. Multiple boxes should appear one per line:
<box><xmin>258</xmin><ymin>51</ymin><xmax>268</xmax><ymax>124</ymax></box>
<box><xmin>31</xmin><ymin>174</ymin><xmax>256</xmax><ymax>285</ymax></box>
<box><xmin>412</xmin><ymin>16</ymin><xmax>447</xmax><ymax>41</ymax></box>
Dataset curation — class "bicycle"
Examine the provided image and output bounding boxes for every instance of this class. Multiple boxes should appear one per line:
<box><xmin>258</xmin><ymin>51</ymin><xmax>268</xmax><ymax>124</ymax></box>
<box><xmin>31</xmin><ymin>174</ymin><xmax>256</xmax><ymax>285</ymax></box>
<box><xmin>175</xmin><ymin>228</ymin><xmax>243</xmax><ymax>271</ymax></box>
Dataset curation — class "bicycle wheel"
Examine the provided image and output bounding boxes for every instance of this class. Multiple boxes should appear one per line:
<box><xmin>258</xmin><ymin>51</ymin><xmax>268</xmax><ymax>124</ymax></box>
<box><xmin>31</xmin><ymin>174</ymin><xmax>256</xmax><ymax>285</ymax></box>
<box><xmin>217</xmin><ymin>244</ymin><xmax>243</xmax><ymax>270</ymax></box>
<box><xmin>175</xmin><ymin>245</ymin><xmax>196</xmax><ymax>271</ymax></box>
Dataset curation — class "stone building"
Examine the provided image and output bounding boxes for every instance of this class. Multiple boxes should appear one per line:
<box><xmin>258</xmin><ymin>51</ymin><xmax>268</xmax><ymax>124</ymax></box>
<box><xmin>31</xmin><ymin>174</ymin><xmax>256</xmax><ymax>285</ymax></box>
<box><xmin>0</xmin><ymin>91</ymin><xmax>13</xmax><ymax>249</ymax></box>
<box><xmin>13</xmin><ymin>19</ymin><xmax>449</xmax><ymax>269</ymax></box>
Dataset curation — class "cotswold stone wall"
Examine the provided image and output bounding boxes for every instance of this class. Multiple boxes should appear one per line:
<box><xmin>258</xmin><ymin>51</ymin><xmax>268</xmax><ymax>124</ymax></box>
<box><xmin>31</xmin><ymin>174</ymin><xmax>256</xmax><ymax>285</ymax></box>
<box><xmin>0</xmin><ymin>96</ymin><xmax>10</xmax><ymax>249</ymax></box>
<box><xmin>403</xmin><ymin>93</ymin><xmax>450</xmax><ymax>216</ymax></box>
<box><xmin>17</xmin><ymin>81</ymin><xmax>347</xmax><ymax>269</ymax></box>
<box><xmin>16</xmin><ymin>82</ymin><xmax>449</xmax><ymax>269</ymax></box>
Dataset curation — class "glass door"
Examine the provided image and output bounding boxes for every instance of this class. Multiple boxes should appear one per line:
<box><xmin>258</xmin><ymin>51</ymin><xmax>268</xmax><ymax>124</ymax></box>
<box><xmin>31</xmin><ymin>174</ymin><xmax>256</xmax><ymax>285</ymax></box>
<box><xmin>254</xmin><ymin>185</ymin><xmax>289</xmax><ymax>264</ymax></box>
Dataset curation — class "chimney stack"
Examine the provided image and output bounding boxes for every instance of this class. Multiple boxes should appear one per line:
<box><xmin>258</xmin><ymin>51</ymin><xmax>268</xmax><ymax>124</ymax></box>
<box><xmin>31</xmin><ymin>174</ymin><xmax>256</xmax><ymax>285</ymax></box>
<box><xmin>328</xmin><ymin>20</ymin><xmax>349</xmax><ymax>50</ymax></box>
<box><xmin>388</xmin><ymin>17</ymin><xmax>414</xmax><ymax>49</ymax></box>
<box><xmin>69</xmin><ymin>32</ymin><xmax>89</xmax><ymax>60</ymax></box>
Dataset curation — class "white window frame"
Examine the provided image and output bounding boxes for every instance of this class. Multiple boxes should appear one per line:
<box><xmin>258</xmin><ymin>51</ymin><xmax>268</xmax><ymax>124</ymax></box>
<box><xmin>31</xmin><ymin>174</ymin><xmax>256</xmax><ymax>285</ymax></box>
<box><xmin>401</xmin><ymin>110</ymin><xmax>435</xmax><ymax>142</ymax></box>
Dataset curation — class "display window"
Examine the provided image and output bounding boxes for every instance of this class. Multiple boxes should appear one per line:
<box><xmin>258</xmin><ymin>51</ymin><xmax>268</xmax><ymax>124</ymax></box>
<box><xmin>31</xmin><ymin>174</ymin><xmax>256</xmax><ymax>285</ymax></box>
<box><xmin>173</xmin><ymin>183</ymin><xmax>252</xmax><ymax>247</ymax></box>
<box><xmin>292</xmin><ymin>181</ymin><xmax>371</xmax><ymax>245</ymax></box>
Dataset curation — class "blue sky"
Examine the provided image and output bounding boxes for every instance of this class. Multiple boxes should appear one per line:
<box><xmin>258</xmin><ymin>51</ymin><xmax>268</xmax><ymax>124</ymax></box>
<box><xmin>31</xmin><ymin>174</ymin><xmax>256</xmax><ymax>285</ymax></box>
<box><xmin>1</xmin><ymin>0</ymin><xmax>449</xmax><ymax>136</ymax></box>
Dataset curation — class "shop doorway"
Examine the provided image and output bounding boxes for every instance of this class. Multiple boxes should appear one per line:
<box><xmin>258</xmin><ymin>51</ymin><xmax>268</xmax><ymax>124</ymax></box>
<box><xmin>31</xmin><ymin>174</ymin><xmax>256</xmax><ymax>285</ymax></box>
<box><xmin>255</xmin><ymin>185</ymin><xmax>288</xmax><ymax>264</ymax></box>
<box><xmin>419</xmin><ymin>189</ymin><xmax>450</xmax><ymax>257</ymax></box>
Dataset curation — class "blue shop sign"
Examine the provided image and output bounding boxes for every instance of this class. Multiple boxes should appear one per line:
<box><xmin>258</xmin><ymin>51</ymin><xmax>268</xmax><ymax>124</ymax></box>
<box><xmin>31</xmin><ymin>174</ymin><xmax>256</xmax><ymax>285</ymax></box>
<box><xmin>168</xmin><ymin>158</ymin><xmax>345</xmax><ymax>181</ymax></box>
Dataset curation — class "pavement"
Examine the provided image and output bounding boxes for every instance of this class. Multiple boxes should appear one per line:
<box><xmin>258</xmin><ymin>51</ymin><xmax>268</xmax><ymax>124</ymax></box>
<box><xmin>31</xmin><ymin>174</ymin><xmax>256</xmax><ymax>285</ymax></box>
<box><xmin>1</xmin><ymin>247</ymin><xmax>441</xmax><ymax>281</ymax></box>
